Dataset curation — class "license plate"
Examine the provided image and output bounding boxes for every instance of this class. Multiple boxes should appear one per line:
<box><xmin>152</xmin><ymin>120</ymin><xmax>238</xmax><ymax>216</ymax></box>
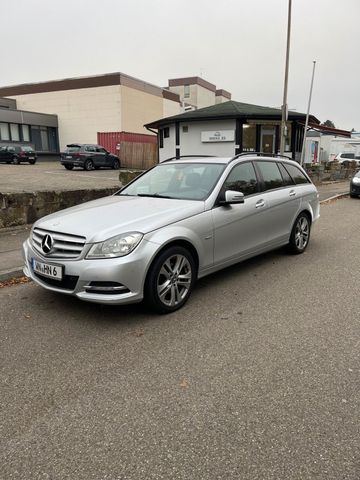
<box><xmin>32</xmin><ymin>259</ymin><xmax>63</xmax><ymax>280</ymax></box>
<box><xmin>66</xmin><ymin>155</ymin><xmax>72</xmax><ymax>159</ymax></box>
<box><xmin>28</xmin><ymin>157</ymin><xmax>34</xmax><ymax>160</ymax></box>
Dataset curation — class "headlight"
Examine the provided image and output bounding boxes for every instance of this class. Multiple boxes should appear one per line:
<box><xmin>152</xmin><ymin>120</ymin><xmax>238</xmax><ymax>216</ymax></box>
<box><xmin>86</xmin><ymin>232</ymin><xmax>143</xmax><ymax>259</ymax></box>
<box><xmin>352</xmin><ymin>177</ymin><xmax>360</xmax><ymax>184</ymax></box>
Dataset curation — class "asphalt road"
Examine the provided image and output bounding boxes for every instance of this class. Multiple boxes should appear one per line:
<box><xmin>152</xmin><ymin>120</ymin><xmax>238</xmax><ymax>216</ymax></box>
<box><xmin>1</xmin><ymin>198</ymin><xmax>360</xmax><ymax>479</ymax></box>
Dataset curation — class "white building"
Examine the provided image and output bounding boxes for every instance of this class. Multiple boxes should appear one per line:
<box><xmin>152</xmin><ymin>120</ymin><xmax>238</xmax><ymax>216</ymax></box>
<box><xmin>167</xmin><ymin>77</ymin><xmax>231</xmax><ymax>110</ymax></box>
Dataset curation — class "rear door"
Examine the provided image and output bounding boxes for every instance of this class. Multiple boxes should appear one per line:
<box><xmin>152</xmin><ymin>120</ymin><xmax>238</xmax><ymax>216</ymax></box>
<box><xmin>254</xmin><ymin>160</ymin><xmax>301</xmax><ymax>245</ymax></box>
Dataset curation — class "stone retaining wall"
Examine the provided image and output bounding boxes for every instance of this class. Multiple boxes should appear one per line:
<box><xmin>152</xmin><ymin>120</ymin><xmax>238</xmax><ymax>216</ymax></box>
<box><xmin>305</xmin><ymin>163</ymin><xmax>358</xmax><ymax>185</ymax></box>
<box><xmin>0</xmin><ymin>187</ymin><xmax>118</xmax><ymax>228</ymax></box>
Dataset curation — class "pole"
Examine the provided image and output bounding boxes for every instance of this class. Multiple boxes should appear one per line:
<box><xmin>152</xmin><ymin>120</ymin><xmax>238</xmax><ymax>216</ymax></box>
<box><xmin>300</xmin><ymin>61</ymin><xmax>316</xmax><ymax>166</ymax></box>
<box><xmin>280</xmin><ymin>0</ymin><xmax>292</xmax><ymax>156</ymax></box>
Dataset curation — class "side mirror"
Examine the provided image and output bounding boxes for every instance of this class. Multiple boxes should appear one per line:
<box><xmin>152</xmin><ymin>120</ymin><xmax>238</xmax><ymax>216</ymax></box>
<box><xmin>220</xmin><ymin>190</ymin><xmax>245</xmax><ymax>205</ymax></box>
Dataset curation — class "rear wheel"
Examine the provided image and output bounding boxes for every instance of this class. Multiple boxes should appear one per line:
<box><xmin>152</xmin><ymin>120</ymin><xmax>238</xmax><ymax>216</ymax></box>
<box><xmin>112</xmin><ymin>158</ymin><xmax>120</xmax><ymax>170</ymax></box>
<box><xmin>288</xmin><ymin>213</ymin><xmax>311</xmax><ymax>254</ymax></box>
<box><xmin>29</xmin><ymin>159</ymin><xmax>36</xmax><ymax>165</ymax></box>
<box><xmin>145</xmin><ymin>246</ymin><xmax>196</xmax><ymax>313</ymax></box>
<box><xmin>12</xmin><ymin>157</ymin><xmax>19</xmax><ymax>165</ymax></box>
<box><xmin>84</xmin><ymin>159</ymin><xmax>94</xmax><ymax>171</ymax></box>
<box><xmin>64</xmin><ymin>164</ymin><xmax>74</xmax><ymax>170</ymax></box>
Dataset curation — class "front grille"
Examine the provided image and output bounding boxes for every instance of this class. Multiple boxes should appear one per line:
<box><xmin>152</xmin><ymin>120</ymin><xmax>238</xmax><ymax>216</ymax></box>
<box><xmin>34</xmin><ymin>272</ymin><xmax>79</xmax><ymax>291</ymax></box>
<box><xmin>32</xmin><ymin>228</ymin><xmax>86</xmax><ymax>259</ymax></box>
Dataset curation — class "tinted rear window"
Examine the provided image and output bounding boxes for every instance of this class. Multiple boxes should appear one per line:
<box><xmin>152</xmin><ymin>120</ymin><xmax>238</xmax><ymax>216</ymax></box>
<box><xmin>284</xmin><ymin>164</ymin><xmax>309</xmax><ymax>184</ymax></box>
<box><xmin>21</xmin><ymin>146</ymin><xmax>34</xmax><ymax>152</ymax></box>
<box><xmin>65</xmin><ymin>146</ymin><xmax>81</xmax><ymax>153</ymax></box>
<box><xmin>257</xmin><ymin>161</ymin><xmax>284</xmax><ymax>190</ymax></box>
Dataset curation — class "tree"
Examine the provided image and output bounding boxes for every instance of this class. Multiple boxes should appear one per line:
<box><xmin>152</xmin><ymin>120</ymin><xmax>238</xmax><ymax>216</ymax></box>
<box><xmin>321</xmin><ymin>120</ymin><xmax>335</xmax><ymax>128</ymax></box>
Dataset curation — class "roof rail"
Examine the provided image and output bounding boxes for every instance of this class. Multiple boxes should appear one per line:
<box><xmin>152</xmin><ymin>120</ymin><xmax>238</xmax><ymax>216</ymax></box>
<box><xmin>229</xmin><ymin>152</ymin><xmax>292</xmax><ymax>162</ymax></box>
<box><xmin>162</xmin><ymin>154</ymin><xmax>216</xmax><ymax>163</ymax></box>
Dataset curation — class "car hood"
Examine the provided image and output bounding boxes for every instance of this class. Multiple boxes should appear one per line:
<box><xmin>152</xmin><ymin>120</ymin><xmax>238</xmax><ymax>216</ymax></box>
<box><xmin>35</xmin><ymin>195</ymin><xmax>205</xmax><ymax>242</ymax></box>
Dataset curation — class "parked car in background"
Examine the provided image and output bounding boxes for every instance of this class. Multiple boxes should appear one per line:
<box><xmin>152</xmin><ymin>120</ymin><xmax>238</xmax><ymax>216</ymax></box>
<box><xmin>61</xmin><ymin>144</ymin><xmax>120</xmax><ymax>171</ymax></box>
<box><xmin>23</xmin><ymin>153</ymin><xmax>320</xmax><ymax>313</ymax></box>
<box><xmin>350</xmin><ymin>170</ymin><xmax>360</xmax><ymax>198</ymax></box>
<box><xmin>0</xmin><ymin>145</ymin><xmax>37</xmax><ymax>164</ymax></box>
<box><xmin>331</xmin><ymin>152</ymin><xmax>360</xmax><ymax>167</ymax></box>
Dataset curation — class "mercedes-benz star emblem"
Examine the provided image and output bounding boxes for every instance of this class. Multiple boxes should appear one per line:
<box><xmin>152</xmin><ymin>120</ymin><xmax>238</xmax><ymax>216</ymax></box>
<box><xmin>41</xmin><ymin>234</ymin><xmax>53</xmax><ymax>254</ymax></box>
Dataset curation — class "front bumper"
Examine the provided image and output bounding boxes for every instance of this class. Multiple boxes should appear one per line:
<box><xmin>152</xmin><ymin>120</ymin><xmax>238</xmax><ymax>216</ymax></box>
<box><xmin>350</xmin><ymin>182</ymin><xmax>360</xmax><ymax>196</ymax></box>
<box><xmin>22</xmin><ymin>238</ymin><xmax>159</xmax><ymax>305</ymax></box>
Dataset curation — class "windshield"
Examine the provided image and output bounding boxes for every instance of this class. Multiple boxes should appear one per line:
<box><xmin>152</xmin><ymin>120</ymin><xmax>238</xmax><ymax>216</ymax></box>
<box><xmin>118</xmin><ymin>162</ymin><xmax>226</xmax><ymax>201</ymax></box>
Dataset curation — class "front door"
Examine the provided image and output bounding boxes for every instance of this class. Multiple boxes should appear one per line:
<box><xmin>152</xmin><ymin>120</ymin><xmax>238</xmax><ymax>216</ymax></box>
<box><xmin>212</xmin><ymin>161</ymin><xmax>270</xmax><ymax>266</ymax></box>
<box><xmin>261</xmin><ymin>127</ymin><xmax>275</xmax><ymax>154</ymax></box>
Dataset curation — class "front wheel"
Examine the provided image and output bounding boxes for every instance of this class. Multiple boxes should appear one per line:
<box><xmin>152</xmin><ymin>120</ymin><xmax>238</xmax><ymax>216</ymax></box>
<box><xmin>112</xmin><ymin>158</ymin><xmax>120</xmax><ymax>170</ymax></box>
<box><xmin>12</xmin><ymin>157</ymin><xmax>19</xmax><ymax>165</ymax></box>
<box><xmin>288</xmin><ymin>213</ymin><xmax>311</xmax><ymax>254</ymax></box>
<box><xmin>84</xmin><ymin>159</ymin><xmax>94</xmax><ymax>171</ymax></box>
<box><xmin>145</xmin><ymin>246</ymin><xmax>196</xmax><ymax>313</ymax></box>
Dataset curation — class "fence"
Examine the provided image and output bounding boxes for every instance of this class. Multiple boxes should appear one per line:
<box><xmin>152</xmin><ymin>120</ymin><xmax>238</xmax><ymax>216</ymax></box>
<box><xmin>119</xmin><ymin>142</ymin><xmax>158</xmax><ymax>170</ymax></box>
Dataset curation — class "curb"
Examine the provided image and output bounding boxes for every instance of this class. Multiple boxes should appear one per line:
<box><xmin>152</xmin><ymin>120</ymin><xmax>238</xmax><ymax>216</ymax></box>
<box><xmin>320</xmin><ymin>192</ymin><xmax>349</xmax><ymax>205</ymax></box>
<box><xmin>0</xmin><ymin>266</ymin><xmax>25</xmax><ymax>282</ymax></box>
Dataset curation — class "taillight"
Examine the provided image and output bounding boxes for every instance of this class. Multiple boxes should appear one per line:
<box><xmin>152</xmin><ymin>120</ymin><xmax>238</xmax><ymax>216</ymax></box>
<box><xmin>19</xmin><ymin>151</ymin><xmax>26</xmax><ymax>157</ymax></box>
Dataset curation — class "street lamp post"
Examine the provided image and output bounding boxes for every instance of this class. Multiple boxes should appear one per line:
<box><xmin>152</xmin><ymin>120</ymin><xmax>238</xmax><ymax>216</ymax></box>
<box><xmin>280</xmin><ymin>0</ymin><xmax>292</xmax><ymax>156</ymax></box>
<box><xmin>300</xmin><ymin>61</ymin><xmax>317</xmax><ymax>166</ymax></box>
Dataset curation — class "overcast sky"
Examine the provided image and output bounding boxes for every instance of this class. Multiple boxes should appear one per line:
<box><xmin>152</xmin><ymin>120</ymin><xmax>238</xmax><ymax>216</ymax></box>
<box><xmin>2</xmin><ymin>0</ymin><xmax>359</xmax><ymax>130</ymax></box>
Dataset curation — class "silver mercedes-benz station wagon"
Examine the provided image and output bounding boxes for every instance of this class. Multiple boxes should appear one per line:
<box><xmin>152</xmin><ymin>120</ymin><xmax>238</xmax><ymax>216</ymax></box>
<box><xmin>23</xmin><ymin>154</ymin><xmax>320</xmax><ymax>313</ymax></box>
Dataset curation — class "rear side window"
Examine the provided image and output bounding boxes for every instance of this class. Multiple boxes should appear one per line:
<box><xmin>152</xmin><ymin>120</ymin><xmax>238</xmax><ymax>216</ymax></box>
<box><xmin>85</xmin><ymin>145</ymin><xmax>96</xmax><ymax>152</ymax></box>
<box><xmin>285</xmin><ymin>164</ymin><xmax>309</xmax><ymax>184</ymax></box>
<box><xmin>257</xmin><ymin>161</ymin><xmax>284</xmax><ymax>191</ymax></box>
<box><xmin>223</xmin><ymin>162</ymin><xmax>259</xmax><ymax>196</ymax></box>
<box><xmin>278</xmin><ymin>163</ymin><xmax>294</xmax><ymax>186</ymax></box>
<box><xmin>342</xmin><ymin>153</ymin><xmax>354</xmax><ymax>159</ymax></box>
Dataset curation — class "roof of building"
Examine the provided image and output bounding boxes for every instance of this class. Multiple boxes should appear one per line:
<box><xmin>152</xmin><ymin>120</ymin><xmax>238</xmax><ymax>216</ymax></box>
<box><xmin>0</xmin><ymin>72</ymin><xmax>180</xmax><ymax>103</ymax></box>
<box><xmin>168</xmin><ymin>77</ymin><xmax>217</xmax><ymax>92</ymax></box>
<box><xmin>145</xmin><ymin>100</ymin><xmax>320</xmax><ymax>128</ymax></box>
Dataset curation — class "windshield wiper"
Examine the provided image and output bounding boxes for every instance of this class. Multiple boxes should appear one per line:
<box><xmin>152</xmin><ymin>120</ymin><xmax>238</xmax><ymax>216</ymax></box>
<box><xmin>136</xmin><ymin>193</ymin><xmax>172</xmax><ymax>199</ymax></box>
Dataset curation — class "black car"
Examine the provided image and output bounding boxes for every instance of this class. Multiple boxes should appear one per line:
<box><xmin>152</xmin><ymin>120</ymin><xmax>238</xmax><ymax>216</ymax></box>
<box><xmin>61</xmin><ymin>144</ymin><xmax>120</xmax><ymax>171</ymax></box>
<box><xmin>0</xmin><ymin>145</ymin><xmax>37</xmax><ymax>164</ymax></box>
<box><xmin>350</xmin><ymin>170</ymin><xmax>360</xmax><ymax>198</ymax></box>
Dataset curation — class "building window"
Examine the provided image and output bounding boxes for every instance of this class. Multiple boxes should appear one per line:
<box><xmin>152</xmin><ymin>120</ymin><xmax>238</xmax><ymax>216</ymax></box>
<box><xmin>10</xmin><ymin>124</ymin><xmax>20</xmax><ymax>141</ymax></box>
<box><xmin>164</xmin><ymin>127</ymin><xmax>170</xmax><ymax>138</ymax></box>
<box><xmin>242</xmin><ymin>124</ymin><xmax>256</xmax><ymax>151</ymax></box>
<box><xmin>0</xmin><ymin>123</ymin><xmax>10</xmax><ymax>141</ymax></box>
<box><xmin>22</xmin><ymin>125</ymin><xmax>30</xmax><ymax>142</ymax></box>
<box><xmin>159</xmin><ymin>129</ymin><xmax>164</xmax><ymax>148</ymax></box>
<box><xmin>182</xmin><ymin>126</ymin><xmax>188</xmax><ymax>133</ymax></box>
<box><xmin>184</xmin><ymin>85</ymin><xmax>190</xmax><ymax>98</ymax></box>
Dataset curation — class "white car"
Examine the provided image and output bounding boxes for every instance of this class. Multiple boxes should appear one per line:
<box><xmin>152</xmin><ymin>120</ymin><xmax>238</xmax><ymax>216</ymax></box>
<box><xmin>332</xmin><ymin>152</ymin><xmax>360</xmax><ymax>166</ymax></box>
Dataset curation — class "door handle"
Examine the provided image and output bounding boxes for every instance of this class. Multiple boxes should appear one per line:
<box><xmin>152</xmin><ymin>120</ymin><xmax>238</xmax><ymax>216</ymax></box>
<box><xmin>289</xmin><ymin>190</ymin><xmax>296</xmax><ymax>197</ymax></box>
<box><xmin>255</xmin><ymin>199</ymin><xmax>265</xmax><ymax>208</ymax></box>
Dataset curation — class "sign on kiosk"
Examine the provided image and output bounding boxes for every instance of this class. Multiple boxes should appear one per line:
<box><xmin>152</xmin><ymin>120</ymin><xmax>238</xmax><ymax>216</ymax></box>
<box><xmin>201</xmin><ymin>130</ymin><xmax>235</xmax><ymax>142</ymax></box>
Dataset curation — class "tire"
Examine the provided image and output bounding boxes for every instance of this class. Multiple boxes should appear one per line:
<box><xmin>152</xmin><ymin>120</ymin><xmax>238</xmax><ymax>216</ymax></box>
<box><xmin>84</xmin><ymin>159</ymin><xmax>94</xmax><ymax>171</ymax></box>
<box><xmin>64</xmin><ymin>164</ymin><xmax>74</xmax><ymax>170</ymax></box>
<box><xmin>350</xmin><ymin>193</ymin><xmax>358</xmax><ymax>198</ymax></box>
<box><xmin>144</xmin><ymin>246</ymin><xmax>196</xmax><ymax>313</ymax></box>
<box><xmin>288</xmin><ymin>212</ymin><xmax>311</xmax><ymax>254</ymax></box>
<box><xmin>12</xmin><ymin>157</ymin><xmax>19</xmax><ymax>165</ymax></box>
<box><xmin>29</xmin><ymin>160</ymin><xmax>36</xmax><ymax>165</ymax></box>
<box><xmin>112</xmin><ymin>158</ymin><xmax>120</xmax><ymax>170</ymax></box>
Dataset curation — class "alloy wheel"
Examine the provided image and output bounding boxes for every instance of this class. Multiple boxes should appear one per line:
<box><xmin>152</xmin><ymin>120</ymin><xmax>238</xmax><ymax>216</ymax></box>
<box><xmin>295</xmin><ymin>216</ymin><xmax>309</xmax><ymax>250</ymax></box>
<box><xmin>156</xmin><ymin>254</ymin><xmax>192</xmax><ymax>307</ymax></box>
